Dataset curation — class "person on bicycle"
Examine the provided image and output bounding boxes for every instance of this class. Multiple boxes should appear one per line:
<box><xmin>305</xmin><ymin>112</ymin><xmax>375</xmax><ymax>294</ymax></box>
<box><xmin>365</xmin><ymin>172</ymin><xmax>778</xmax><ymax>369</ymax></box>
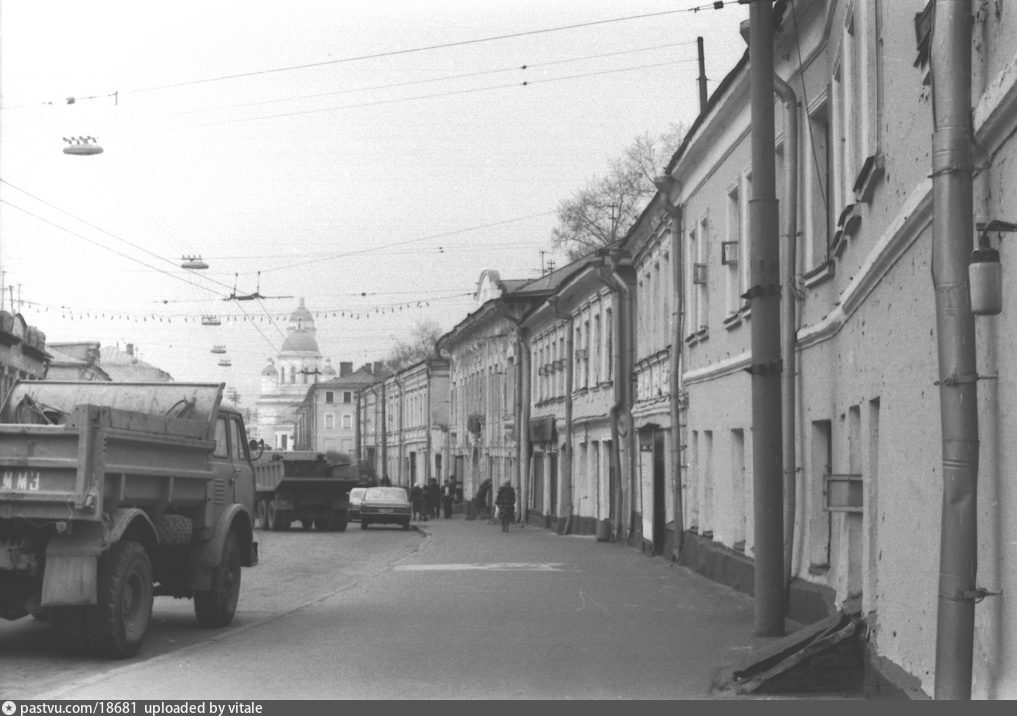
<box><xmin>495</xmin><ymin>480</ymin><xmax>516</xmax><ymax>532</ymax></box>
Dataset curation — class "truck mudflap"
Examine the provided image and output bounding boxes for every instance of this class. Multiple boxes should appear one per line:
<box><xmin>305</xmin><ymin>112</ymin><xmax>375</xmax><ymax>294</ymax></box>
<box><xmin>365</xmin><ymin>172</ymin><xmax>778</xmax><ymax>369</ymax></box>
<box><xmin>39</xmin><ymin>508</ymin><xmax>158</xmax><ymax>606</ymax></box>
<box><xmin>186</xmin><ymin>504</ymin><xmax>256</xmax><ymax>592</ymax></box>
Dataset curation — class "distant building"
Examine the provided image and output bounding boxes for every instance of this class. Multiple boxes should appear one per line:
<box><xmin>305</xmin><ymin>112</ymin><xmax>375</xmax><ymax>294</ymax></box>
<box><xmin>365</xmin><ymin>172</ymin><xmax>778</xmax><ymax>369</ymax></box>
<box><xmin>98</xmin><ymin>343</ymin><xmax>173</xmax><ymax>382</ymax></box>
<box><xmin>0</xmin><ymin>310</ymin><xmax>50</xmax><ymax>402</ymax></box>
<box><xmin>45</xmin><ymin>341</ymin><xmax>112</xmax><ymax>382</ymax></box>
<box><xmin>294</xmin><ymin>361</ymin><xmax>386</xmax><ymax>455</ymax></box>
<box><xmin>253</xmin><ymin>298</ymin><xmax>335</xmax><ymax>450</ymax></box>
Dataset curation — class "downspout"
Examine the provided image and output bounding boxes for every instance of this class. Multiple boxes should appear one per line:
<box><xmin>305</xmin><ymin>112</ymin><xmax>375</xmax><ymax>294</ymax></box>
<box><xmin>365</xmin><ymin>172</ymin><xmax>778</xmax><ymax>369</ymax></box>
<box><xmin>595</xmin><ymin>260</ymin><xmax>626</xmax><ymax>540</ymax></box>
<box><xmin>548</xmin><ymin>296</ymin><xmax>574</xmax><ymax>534</ymax></box>
<box><xmin>355</xmin><ymin>389</ymin><xmax>362</xmax><ymax>465</ymax></box>
<box><xmin>395</xmin><ymin>376</ymin><xmax>405</xmax><ymax>487</ymax></box>
<box><xmin>746</xmin><ymin>3</ymin><xmax>785</xmax><ymax>637</ymax></box>
<box><xmin>518</xmin><ymin>327</ymin><xmax>531</xmax><ymax>525</ymax></box>
<box><xmin>930</xmin><ymin>0</ymin><xmax>978</xmax><ymax>699</ymax></box>
<box><xmin>773</xmin><ymin>74</ymin><xmax>799</xmax><ymax>595</ymax></box>
<box><xmin>599</xmin><ymin>250</ymin><xmax>637</xmax><ymax>541</ymax></box>
<box><xmin>425</xmin><ymin>362</ymin><xmax>433</xmax><ymax>485</ymax></box>
<box><xmin>653</xmin><ymin>175</ymin><xmax>686</xmax><ymax>555</ymax></box>
<box><xmin>496</xmin><ymin>305</ymin><xmax>531</xmax><ymax>525</ymax></box>
<box><xmin>380</xmin><ymin>382</ymin><xmax>388</xmax><ymax>482</ymax></box>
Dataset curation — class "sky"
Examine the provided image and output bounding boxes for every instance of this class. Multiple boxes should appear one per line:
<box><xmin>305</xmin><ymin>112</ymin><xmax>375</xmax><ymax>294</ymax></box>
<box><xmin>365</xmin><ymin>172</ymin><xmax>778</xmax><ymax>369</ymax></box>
<box><xmin>0</xmin><ymin>0</ymin><xmax>749</xmax><ymax>406</ymax></box>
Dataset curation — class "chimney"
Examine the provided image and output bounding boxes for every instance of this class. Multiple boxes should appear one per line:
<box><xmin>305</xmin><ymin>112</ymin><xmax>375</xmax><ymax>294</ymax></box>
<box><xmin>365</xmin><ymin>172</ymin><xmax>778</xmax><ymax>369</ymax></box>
<box><xmin>373</xmin><ymin>361</ymin><xmax>384</xmax><ymax>375</ymax></box>
<box><xmin>125</xmin><ymin>343</ymin><xmax>134</xmax><ymax>356</ymax></box>
<box><xmin>340</xmin><ymin>361</ymin><xmax>353</xmax><ymax>377</ymax></box>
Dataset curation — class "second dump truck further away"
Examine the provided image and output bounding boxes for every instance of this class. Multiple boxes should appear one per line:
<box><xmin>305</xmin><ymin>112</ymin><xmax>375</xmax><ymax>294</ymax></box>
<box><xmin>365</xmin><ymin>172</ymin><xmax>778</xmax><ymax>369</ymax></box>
<box><xmin>253</xmin><ymin>450</ymin><xmax>361</xmax><ymax>532</ymax></box>
<box><xmin>0</xmin><ymin>380</ymin><xmax>259</xmax><ymax>658</ymax></box>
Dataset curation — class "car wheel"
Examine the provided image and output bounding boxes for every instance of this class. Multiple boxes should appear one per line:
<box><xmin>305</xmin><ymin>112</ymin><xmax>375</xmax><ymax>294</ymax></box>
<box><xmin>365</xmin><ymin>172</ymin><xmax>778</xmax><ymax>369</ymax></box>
<box><xmin>402</xmin><ymin>520</ymin><xmax>410</xmax><ymax>530</ymax></box>
<box><xmin>361</xmin><ymin>520</ymin><xmax>369</xmax><ymax>529</ymax></box>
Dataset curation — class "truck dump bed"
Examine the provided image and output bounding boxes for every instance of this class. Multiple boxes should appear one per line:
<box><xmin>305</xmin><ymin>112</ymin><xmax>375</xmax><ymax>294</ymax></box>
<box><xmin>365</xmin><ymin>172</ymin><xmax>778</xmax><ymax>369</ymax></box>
<box><xmin>0</xmin><ymin>381</ymin><xmax>224</xmax><ymax>522</ymax></box>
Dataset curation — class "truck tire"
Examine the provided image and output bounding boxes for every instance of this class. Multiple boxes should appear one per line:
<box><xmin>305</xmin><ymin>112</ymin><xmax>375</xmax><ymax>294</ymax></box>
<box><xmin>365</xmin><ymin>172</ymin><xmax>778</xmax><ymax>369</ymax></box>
<box><xmin>50</xmin><ymin>606</ymin><xmax>89</xmax><ymax>654</ymax></box>
<box><xmin>257</xmin><ymin>500</ymin><xmax>271</xmax><ymax>530</ymax></box>
<box><xmin>267</xmin><ymin>503</ymin><xmax>290</xmax><ymax>531</ymax></box>
<box><xmin>313</xmin><ymin>516</ymin><xmax>331</xmax><ymax>531</ymax></box>
<box><xmin>194</xmin><ymin>531</ymin><xmax>241</xmax><ymax>628</ymax></box>
<box><xmin>85</xmin><ymin>540</ymin><xmax>153</xmax><ymax>659</ymax></box>
<box><xmin>333</xmin><ymin>511</ymin><xmax>348</xmax><ymax>532</ymax></box>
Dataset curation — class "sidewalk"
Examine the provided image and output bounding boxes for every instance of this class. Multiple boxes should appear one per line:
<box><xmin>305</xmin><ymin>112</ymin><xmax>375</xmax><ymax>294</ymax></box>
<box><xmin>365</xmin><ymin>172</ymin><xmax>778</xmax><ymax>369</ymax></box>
<box><xmin>409</xmin><ymin>513</ymin><xmax>866</xmax><ymax>699</ymax></box>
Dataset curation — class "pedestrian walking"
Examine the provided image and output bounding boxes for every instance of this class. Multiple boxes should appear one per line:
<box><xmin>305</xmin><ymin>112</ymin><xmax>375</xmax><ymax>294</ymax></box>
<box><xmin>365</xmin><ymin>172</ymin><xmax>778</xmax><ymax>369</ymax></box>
<box><xmin>410</xmin><ymin>483</ymin><xmax>424</xmax><ymax>521</ymax></box>
<box><xmin>424</xmin><ymin>478</ymin><xmax>440</xmax><ymax>520</ymax></box>
<box><xmin>441</xmin><ymin>479</ymin><xmax>454</xmax><ymax>519</ymax></box>
<box><xmin>495</xmin><ymin>480</ymin><xmax>515</xmax><ymax>532</ymax></box>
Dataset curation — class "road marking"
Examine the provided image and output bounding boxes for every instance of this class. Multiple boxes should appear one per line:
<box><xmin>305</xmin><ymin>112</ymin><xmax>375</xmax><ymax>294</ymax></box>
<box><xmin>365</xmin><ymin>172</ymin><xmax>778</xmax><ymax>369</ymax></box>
<box><xmin>394</xmin><ymin>562</ymin><xmax>568</xmax><ymax>572</ymax></box>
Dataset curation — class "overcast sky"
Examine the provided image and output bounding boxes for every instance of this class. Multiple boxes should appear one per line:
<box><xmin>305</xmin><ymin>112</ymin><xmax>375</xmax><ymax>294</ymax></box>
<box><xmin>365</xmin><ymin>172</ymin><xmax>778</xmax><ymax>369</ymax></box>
<box><xmin>0</xmin><ymin>0</ymin><xmax>748</xmax><ymax>405</ymax></box>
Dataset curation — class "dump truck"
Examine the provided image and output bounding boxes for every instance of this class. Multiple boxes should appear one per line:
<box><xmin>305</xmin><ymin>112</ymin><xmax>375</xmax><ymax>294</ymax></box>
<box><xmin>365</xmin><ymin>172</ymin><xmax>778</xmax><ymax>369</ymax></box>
<box><xmin>253</xmin><ymin>450</ymin><xmax>361</xmax><ymax>532</ymax></box>
<box><xmin>0</xmin><ymin>380</ymin><xmax>259</xmax><ymax>658</ymax></box>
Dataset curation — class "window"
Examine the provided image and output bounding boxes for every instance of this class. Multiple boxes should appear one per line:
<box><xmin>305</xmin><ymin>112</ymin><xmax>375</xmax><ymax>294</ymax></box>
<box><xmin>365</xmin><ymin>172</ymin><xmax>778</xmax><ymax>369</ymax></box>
<box><xmin>213</xmin><ymin>417</ymin><xmax>229</xmax><ymax>458</ymax></box>
<box><xmin>325</xmin><ymin>391</ymin><xmax>334</xmax><ymax>404</ymax></box>
<box><xmin>725</xmin><ymin>183</ymin><xmax>743</xmax><ymax>314</ymax></box>
<box><xmin>805</xmin><ymin>98</ymin><xmax>832</xmax><ymax>272</ymax></box>
<box><xmin>343</xmin><ymin>391</ymin><xmax>353</xmax><ymax>404</ymax></box>
<box><xmin>325</xmin><ymin>414</ymin><xmax>335</xmax><ymax>429</ymax></box>
<box><xmin>342</xmin><ymin>414</ymin><xmax>353</xmax><ymax>429</ymax></box>
<box><xmin>593</xmin><ymin>312</ymin><xmax>601</xmax><ymax>384</ymax></box>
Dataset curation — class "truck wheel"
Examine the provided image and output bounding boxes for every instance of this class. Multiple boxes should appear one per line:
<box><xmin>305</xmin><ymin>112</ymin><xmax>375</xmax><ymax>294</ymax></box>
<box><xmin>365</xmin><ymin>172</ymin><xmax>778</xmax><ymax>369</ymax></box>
<box><xmin>313</xmin><ymin>516</ymin><xmax>331</xmax><ymax>531</ymax></box>
<box><xmin>361</xmin><ymin>520</ymin><xmax>369</xmax><ymax>529</ymax></box>
<box><xmin>85</xmin><ymin>540</ymin><xmax>153</xmax><ymax>659</ymax></box>
<box><xmin>194</xmin><ymin>531</ymin><xmax>241</xmax><ymax>628</ymax></box>
<box><xmin>268</xmin><ymin>504</ymin><xmax>289</xmax><ymax>531</ymax></box>
<box><xmin>333</xmin><ymin>511</ymin><xmax>348</xmax><ymax>532</ymax></box>
<box><xmin>302</xmin><ymin>519</ymin><xmax>315</xmax><ymax>530</ymax></box>
<box><xmin>50</xmin><ymin>606</ymin><xmax>89</xmax><ymax>654</ymax></box>
<box><xmin>257</xmin><ymin>501</ymin><xmax>271</xmax><ymax>530</ymax></box>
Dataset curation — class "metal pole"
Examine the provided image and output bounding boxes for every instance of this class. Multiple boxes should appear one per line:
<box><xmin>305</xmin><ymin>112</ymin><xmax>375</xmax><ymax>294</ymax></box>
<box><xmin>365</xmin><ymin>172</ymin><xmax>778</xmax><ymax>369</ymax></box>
<box><xmin>697</xmin><ymin>37</ymin><xmax>708</xmax><ymax>114</ymax></box>
<box><xmin>748</xmin><ymin>0</ymin><xmax>785</xmax><ymax>636</ymax></box>
<box><xmin>930</xmin><ymin>0</ymin><xmax>978</xmax><ymax>699</ymax></box>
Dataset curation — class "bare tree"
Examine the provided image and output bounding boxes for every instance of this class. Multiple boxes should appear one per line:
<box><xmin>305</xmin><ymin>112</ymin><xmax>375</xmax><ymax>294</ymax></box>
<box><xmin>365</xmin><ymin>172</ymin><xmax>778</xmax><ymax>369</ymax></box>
<box><xmin>551</xmin><ymin>124</ymin><xmax>686</xmax><ymax>261</ymax></box>
<box><xmin>386</xmin><ymin>318</ymin><xmax>444</xmax><ymax>371</ymax></box>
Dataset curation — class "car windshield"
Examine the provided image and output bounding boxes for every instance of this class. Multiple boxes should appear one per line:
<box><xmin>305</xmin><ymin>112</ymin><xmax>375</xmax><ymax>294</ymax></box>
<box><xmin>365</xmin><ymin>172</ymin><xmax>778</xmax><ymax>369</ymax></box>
<box><xmin>365</xmin><ymin>487</ymin><xmax>408</xmax><ymax>503</ymax></box>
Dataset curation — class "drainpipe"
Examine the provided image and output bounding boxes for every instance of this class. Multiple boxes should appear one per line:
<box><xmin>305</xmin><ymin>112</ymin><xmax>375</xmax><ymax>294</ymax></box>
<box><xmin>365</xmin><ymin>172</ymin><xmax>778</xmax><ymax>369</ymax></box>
<box><xmin>595</xmin><ymin>260</ymin><xmax>626</xmax><ymax>540</ymax></box>
<box><xmin>548</xmin><ymin>296</ymin><xmax>574</xmax><ymax>534</ymax></box>
<box><xmin>394</xmin><ymin>376</ymin><xmax>405</xmax><ymax>487</ymax></box>
<box><xmin>355</xmin><ymin>389</ymin><xmax>362</xmax><ymax>464</ymax></box>
<box><xmin>380</xmin><ymin>382</ymin><xmax>388</xmax><ymax>482</ymax></box>
<box><xmin>496</xmin><ymin>305</ymin><xmax>531</xmax><ymax>525</ymax></box>
<box><xmin>773</xmin><ymin>74</ymin><xmax>799</xmax><ymax>595</ymax></box>
<box><xmin>425</xmin><ymin>362</ymin><xmax>433</xmax><ymax>485</ymax></box>
<box><xmin>930</xmin><ymin>0</ymin><xmax>978</xmax><ymax>700</ymax></box>
<box><xmin>746</xmin><ymin>3</ymin><xmax>785</xmax><ymax>637</ymax></box>
<box><xmin>653</xmin><ymin>175</ymin><xmax>686</xmax><ymax>555</ymax></box>
<box><xmin>597</xmin><ymin>251</ymin><xmax>636</xmax><ymax>541</ymax></box>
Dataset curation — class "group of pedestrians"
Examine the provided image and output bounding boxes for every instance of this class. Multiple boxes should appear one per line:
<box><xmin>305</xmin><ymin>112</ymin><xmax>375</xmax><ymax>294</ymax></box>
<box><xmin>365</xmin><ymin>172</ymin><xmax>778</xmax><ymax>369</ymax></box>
<box><xmin>410</xmin><ymin>478</ymin><xmax>458</xmax><ymax>521</ymax></box>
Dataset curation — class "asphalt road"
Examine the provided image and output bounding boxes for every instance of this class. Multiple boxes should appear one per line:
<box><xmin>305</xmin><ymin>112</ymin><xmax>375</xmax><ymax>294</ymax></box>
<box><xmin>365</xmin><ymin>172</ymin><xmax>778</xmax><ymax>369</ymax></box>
<box><xmin>1</xmin><ymin>516</ymin><xmax>769</xmax><ymax>700</ymax></box>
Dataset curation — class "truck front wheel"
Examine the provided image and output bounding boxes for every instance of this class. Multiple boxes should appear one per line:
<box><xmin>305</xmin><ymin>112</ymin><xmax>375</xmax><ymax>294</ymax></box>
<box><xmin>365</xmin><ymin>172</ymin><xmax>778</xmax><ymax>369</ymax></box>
<box><xmin>194</xmin><ymin>531</ymin><xmax>241</xmax><ymax>628</ymax></box>
<box><xmin>333</xmin><ymin>511</ymin><xmax>348</xmax><ymax>532</ymax></box>
<box><xmin>86</xmin><ymin>540</ymin><xmax>153</xmax><ymax>659</ymax></box>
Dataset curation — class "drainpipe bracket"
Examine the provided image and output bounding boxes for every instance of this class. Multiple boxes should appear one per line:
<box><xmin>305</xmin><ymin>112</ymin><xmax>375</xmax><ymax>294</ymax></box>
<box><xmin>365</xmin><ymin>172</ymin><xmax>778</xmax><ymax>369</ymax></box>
<box><xmin>744</xmin><ymin>361</ymin><xmax>783</xmax><ymax>376</ymax></box>
<box><xmin>935</xmin><ymin>372</ymin><xmax>980</xmax><ymax>386</ymax></box>
<box><xmin>964</xmin><ymin>587</ymin><xmax>1002</xmax><ymax>603</ymax></box>
<box><xmin>741</xmin><ymin>284</ymin><xmax>781</xmax><ymax>301</ymax></box>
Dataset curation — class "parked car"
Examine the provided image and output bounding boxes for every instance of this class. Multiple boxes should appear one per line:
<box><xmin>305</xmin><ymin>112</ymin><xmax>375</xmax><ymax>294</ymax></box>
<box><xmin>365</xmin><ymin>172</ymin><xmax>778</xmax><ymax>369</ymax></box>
<box><xmin>348</xmin><ymin>487</ymin><xmax>368</xmax><ymax>521</ymax></box>
<box><xmin>360</xmin><ymin>487</ymin><xmax>411</xmax><ymax>530</ymax></box>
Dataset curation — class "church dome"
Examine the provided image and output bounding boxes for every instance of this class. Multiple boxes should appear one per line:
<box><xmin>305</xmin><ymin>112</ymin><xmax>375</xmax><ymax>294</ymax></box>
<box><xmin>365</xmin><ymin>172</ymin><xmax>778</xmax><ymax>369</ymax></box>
<box><xmin>322</xmin><ymin>359</ymin><xmax>336</xmax><ymax>377</ymax></box>
<box><xmin>261</xmin><ymin>359</ymin><xmax>278</xmax><ymax>376</ymax></box>
<box><xmin>280</xmin><ymin>298</ymin><xmax>320</xmax><ymax>354</ymax></box>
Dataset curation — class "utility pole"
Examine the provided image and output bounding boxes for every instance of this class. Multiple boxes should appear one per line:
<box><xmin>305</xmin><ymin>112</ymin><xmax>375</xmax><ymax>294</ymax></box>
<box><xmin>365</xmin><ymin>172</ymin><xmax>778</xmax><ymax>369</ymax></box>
<box><xmin>747</xmin><ymin>0</ymin><xmax>785</xmax><ymax>637</ymax></box>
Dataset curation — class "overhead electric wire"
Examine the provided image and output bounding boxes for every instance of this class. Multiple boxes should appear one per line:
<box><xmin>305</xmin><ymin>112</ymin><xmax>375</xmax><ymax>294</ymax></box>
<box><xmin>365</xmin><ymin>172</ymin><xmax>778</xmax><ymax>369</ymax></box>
<box><xmin>114</xmin><ymin>6</ymin><xmax>719</xmax><ymax>96</ymax></box>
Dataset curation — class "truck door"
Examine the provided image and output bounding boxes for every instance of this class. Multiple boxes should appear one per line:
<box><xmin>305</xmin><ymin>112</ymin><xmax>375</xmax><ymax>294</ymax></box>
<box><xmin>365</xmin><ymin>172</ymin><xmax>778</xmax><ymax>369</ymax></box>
<box><xmin>229</xmin><ymin>414</ymin><xmax>255</xmax><ymax>513</ymax></box>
